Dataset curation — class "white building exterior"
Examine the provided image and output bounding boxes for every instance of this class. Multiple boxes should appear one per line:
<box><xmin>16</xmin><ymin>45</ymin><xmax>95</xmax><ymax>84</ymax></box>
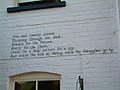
<box><xmin>0</xmin><ymin>0</ymin><xmax>120</xmax><ymax>90</ymax></box>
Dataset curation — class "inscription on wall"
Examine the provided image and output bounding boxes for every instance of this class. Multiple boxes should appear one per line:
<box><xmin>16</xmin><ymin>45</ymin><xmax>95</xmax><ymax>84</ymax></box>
<box><xmin>10</xmin><ymin>32</ymin><xmax>117</xmax><ymax>58</ymax></box>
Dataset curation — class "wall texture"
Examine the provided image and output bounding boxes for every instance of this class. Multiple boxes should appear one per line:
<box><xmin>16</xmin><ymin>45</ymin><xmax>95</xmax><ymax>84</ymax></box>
<box><xmin>0</xmin><ymin>0</ymin><xmax>120</xmax><ymax>90</ymax></box>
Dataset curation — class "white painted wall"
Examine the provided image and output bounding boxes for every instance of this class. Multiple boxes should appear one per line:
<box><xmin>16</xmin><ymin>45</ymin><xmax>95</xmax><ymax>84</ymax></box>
<box><xmin>0</xmin><ymin>0</ymin><xmax>120</xmax><ymax>90</ymax></box>
<box><xmin>118</xmin><ymin>0</ymin><xmax>120</xmax><ymax>74</ymax></box>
